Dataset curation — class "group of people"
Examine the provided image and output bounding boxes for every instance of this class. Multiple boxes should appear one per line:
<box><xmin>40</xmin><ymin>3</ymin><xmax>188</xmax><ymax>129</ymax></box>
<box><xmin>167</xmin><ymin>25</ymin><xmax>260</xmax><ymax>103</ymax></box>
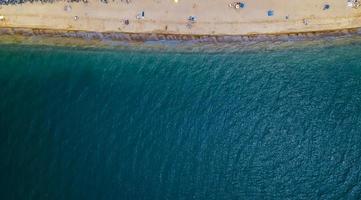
<box><xmin>0</xmin><ymin>0</ymin><xmax>134</xmax><ymax>5</ymax></box>
<box><xmin>348</xmin><ymin>0</ymin><xmax>361</xmax><ymax>8</ymax></box>
<box><xmin>0</xmin><ymin>0</ymin><xmax>87</xmax><ymax>5</ymax></box>
<box><xmin>0</xmin><ymin>0</ymin><xmax>47</xmax><ymax>5</ymax></box>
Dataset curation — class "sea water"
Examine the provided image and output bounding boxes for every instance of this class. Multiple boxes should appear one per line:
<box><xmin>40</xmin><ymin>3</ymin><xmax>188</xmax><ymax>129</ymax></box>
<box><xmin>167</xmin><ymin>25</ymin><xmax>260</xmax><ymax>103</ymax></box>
<box><xmin>0</xmin><ymin>40</ymin><xmax>361</xmax><ymax>199</ymax></box>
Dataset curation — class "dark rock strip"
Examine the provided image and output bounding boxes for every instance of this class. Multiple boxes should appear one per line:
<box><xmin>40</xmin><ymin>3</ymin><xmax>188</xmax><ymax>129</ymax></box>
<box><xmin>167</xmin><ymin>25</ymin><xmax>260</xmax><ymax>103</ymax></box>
<box><xmin>0</xmin><ymin>27</ymin><xmax>361</xmax><ymax>43</ymax></box>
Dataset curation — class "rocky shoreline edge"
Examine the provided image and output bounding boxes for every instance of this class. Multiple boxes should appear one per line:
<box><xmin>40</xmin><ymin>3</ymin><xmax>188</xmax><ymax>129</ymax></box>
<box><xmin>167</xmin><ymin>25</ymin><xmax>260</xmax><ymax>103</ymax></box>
<box><xmin>1</xmin><ymin>27</ymin><xmax>361</xmax><ymax>43</ymax></box>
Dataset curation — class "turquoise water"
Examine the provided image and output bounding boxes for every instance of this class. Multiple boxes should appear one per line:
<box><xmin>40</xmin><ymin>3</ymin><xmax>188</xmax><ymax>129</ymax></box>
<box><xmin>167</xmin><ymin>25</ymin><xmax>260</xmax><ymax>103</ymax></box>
<box><xmin>0</xmin><ymin>41</ymin><xmax>361</xmax><ymax>199</ymax></box>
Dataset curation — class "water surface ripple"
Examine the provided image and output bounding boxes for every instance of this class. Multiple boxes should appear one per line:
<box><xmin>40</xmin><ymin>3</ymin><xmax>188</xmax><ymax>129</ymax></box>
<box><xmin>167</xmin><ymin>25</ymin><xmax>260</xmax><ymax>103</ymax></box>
<box><xmin>0</xmin><ymin>42</ymin><xmax>361</xmax><ymax>199</ymax></box>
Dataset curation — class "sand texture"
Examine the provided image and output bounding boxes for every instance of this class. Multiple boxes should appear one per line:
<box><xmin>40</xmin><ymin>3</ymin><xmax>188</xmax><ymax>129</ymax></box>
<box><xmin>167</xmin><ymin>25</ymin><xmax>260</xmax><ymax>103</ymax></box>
<box><xmin>0</xmin><ymin>0</ymin><xmax>361</xmax><ymax>36</ymax></box>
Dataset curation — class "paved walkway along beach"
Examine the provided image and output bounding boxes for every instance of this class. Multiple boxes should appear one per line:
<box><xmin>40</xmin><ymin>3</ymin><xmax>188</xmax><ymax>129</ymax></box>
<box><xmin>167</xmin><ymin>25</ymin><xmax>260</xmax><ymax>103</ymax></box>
<box><xmin>0</xmin><ymin>0</ymin><xmax>361</xmax><ymax>37</ymax></box>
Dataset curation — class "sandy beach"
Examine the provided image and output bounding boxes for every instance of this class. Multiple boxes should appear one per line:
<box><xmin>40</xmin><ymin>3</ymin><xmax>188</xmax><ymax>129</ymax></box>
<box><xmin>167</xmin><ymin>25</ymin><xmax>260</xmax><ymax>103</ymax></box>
<box><xmin>0</xmin><ymin>0</ymin><xmax>361</xmax><ymax>37</ymax></box>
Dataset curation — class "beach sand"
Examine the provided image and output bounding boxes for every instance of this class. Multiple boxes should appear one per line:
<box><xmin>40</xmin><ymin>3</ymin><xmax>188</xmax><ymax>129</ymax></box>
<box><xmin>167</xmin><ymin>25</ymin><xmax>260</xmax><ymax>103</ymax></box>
<box><xmin>0</xmin><ymin>0</ymin><xmax>361</xmax><ymax>37</ymax></box>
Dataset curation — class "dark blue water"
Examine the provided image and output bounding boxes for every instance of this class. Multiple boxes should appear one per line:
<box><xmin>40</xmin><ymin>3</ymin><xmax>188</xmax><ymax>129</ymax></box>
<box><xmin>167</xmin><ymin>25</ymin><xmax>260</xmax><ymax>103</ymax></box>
<box><xmin>1</xmin><ymin>41</ymin><xmax>361</xmax><ymax>199</ymax></box>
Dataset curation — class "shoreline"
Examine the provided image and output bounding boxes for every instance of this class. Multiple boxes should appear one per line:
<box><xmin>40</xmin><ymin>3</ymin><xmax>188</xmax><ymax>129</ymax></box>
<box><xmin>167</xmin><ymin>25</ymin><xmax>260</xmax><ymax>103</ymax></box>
<box><xmin>1</xmin><ymin>26</ymin><xmax>361</xmax><ymax>43</ymax></box>
<box><xmin>2</xmin><ymin>26</ymin><xmax>361</xmax><ymax>54</ymax></box>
